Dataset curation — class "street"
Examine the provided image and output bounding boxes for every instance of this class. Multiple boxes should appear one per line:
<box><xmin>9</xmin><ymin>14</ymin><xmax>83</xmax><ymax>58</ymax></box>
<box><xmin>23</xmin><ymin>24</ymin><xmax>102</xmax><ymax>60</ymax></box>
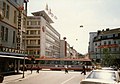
<box><xmin>6</xmin><ymin>70</ymin><xmax>87</xmax><ymax>84</ymax></box>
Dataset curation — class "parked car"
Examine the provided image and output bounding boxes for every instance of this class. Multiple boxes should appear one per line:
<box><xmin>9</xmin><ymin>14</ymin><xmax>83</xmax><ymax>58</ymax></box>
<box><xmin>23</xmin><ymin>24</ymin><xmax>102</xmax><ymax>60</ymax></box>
<box><xmin>80</xmin><ymin>70</ymin><xmax>120</xmax><ymax>84</ymax></box>
<box><xmin>102</xmin><ymin>67</ymin><xmax>117</xmax><ymax>71</ymax></box>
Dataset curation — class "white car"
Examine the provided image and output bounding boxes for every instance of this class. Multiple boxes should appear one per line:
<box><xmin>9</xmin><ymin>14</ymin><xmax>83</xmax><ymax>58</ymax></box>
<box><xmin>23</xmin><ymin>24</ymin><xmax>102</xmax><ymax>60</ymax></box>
<box><xmin>80</xmin><ymin>70</ymin><xmax>120</xmax><ymax>84</ymax></box>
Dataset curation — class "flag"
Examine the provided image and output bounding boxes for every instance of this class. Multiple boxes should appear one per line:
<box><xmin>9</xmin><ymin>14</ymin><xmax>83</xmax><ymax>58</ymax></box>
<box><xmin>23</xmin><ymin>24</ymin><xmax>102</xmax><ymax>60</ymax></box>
<box><xmin>48</xmin><ymin>8</ymin><xmax>51</xmax><ymax>14</ymax></box>
<box><xmin>51</xmin><ymin>13</ymin><xmax>53</xmax><ymax>17</ymax></box>
<box><xmin>45</xmin><ymin>4</ymin><xmax>48</xmax><ymax>11</ymax></box>
<box><xmin>54</xmin><ymin>16</ymin><xmax>57</xmax><ymax>19</ymax></box>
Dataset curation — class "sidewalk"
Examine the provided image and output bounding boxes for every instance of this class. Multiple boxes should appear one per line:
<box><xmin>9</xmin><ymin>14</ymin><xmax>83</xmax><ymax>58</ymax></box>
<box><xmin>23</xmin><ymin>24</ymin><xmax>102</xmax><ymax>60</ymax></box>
<box><xmin>1</xmin><ymin>71</ymin><xmax>38</xmax><ymax>84</ymax></box>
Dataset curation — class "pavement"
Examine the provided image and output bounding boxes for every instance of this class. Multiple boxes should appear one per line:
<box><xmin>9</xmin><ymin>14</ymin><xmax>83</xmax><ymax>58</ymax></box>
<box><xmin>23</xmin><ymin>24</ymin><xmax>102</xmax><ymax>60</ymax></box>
<box><xmin>0</xmin><ymin>70</ymin><xmax>91</xmax><ymax>84</ymax></box>
<box><xmin>0</xmin><ymin>70</ymin><xmax>39</xmax><ymax>84</ymax></box>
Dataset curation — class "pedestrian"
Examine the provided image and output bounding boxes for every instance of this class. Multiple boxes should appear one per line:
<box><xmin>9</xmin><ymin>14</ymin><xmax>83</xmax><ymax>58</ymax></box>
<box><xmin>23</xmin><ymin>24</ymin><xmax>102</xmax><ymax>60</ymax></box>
<box><xmin>30</xmin><ymin>66</ymin><xmax>33</xmax><ymax>74</ymax></box>
<box><xmin>65</xmin><ymin>66</ymin><xmax>68</xmax><ymax>74</ymax></box>
<box><xmin>81</xmin><ymin>64</ymin><xmax>86</xmax><ymax>75</ymax></box>
<box><xmin>36</xmin><ymin>66</ymin><xmax>39</xmax><ymax>73</ymax></box>
<box><xmin>92</xmin><ymin>65</ymin><xmax>94</xmax><ymax>70</ymax></box>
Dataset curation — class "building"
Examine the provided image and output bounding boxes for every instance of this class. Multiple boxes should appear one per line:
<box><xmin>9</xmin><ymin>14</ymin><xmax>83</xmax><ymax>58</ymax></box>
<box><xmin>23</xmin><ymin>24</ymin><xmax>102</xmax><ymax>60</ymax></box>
<box><xmin>60</xmin><ymin>40</ymin><xmax>78</xmax><ymax>58</ymax></box>
<box><xmin>26</xmin><ymin>10</ymin><xmax>60</xmax><ymax>58</ymax></box>
<box><xmin>88</xmin><ymin>32</ymin><xmax>97</xmax><ymax>59</ymax></box>
<box><xmin>60</xmin><ymin>40</ymin><xmax>70</xmax><ymax>58</ymax></box>
<box><xmin>89</xmin><ymin>28</ymin><xmax>120</xmax><ymax>63</ymax></box>
<box><xmin>0</xmin><ymin>0</ymin><xmax>28</xmax><ymax>74</ymax></box>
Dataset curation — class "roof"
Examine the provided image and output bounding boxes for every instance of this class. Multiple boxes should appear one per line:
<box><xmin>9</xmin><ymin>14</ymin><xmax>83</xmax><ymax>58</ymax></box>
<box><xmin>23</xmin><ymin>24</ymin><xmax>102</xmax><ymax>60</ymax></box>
<box><xmin>32</xmin><ymin>10</ymin><xmax>54</xmax><ymax>23</ymax></box>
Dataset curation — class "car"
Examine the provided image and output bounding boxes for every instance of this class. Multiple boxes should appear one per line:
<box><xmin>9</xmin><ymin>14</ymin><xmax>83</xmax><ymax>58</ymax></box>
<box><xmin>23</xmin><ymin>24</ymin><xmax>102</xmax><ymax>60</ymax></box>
<box><xmin>80</xmin><ymin>70</ymin><xmax>120</xmax><ymax>84</ymax></box>
<box><xmin>102</xmin><ymin>67</ymin><xmax>117</xmax><ymax>71</ymax></box>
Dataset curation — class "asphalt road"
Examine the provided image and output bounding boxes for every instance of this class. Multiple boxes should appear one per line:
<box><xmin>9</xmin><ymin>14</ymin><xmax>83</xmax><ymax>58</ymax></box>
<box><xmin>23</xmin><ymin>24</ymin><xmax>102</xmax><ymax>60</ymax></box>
<box><xmin>6</xmin><ymin>70</ymin><xmax>87</xmax><ymax>84</ymax></box>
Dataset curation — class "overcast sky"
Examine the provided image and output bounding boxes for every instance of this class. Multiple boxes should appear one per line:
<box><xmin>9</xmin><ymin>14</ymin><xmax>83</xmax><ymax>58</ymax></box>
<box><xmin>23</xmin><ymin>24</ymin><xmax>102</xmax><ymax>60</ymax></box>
<box><xmin>28</xmin><ymin>0</ymin><xmax>120</xmax><ymax>54</ymax></box>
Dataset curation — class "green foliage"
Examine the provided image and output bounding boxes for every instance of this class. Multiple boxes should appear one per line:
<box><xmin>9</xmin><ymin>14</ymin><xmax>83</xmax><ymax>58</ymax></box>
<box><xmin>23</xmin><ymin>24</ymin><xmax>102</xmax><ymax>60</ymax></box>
<box><xmin>102</xmin><ymin>48</ymin><xmax>114</xmax><ymax>66</ymax></box>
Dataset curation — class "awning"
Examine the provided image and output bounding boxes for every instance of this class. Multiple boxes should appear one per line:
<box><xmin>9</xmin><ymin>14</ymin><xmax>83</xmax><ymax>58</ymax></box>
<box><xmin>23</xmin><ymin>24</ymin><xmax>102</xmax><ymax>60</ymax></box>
<box><xmin>0</xmin><ymin>55</ymin><xmax>28</xmax><ymax>59</ymax></box>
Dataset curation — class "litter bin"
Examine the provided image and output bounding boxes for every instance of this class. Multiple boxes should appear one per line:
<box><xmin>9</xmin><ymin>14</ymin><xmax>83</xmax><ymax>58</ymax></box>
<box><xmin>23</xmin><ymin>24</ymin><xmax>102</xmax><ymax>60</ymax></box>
<box><xmin>0</xmin><ymin>75</ymin><xmax>4</xmax><ymax>83</ymax></box>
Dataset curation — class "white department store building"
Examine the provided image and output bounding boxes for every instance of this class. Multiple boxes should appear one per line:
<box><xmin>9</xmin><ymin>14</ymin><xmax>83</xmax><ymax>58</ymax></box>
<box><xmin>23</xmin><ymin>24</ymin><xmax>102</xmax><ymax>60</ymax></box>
<box><xmin>26</xmin><ymin>10</ymin><xmax>60</xmax><ymax>58</ymax></box>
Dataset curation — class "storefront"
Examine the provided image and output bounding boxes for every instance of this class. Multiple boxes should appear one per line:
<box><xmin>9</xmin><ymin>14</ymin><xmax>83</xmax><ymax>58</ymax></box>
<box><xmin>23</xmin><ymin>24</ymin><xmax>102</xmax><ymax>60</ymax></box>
<box><xmin>0</xmin><ymin>54</ymin><xmax>28</xmax><ymax>75</ymax></box>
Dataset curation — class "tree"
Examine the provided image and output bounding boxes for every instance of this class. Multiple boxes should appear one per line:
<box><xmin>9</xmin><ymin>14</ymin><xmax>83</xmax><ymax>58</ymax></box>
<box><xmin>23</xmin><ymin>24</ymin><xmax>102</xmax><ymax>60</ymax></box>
<box><xmin>102</xmin><ymin>48</ymin><xmax>113</xmax><ymax>66</ymax></box>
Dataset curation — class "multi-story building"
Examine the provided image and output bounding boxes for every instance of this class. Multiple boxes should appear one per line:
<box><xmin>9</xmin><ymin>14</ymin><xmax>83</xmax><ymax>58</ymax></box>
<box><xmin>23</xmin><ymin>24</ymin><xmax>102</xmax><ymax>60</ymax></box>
<box><xmin>26</xmin><ymin>10</ymin><xmax>60</xmax><ymax>58</ymax></box>
<box><xmin>88</xmin><ymin>32</ymin><xmax>97</xmax><ymax>59</ymax></box>
<box><xmin>60</xmin><ymin>40</ymin><xmax>78</xmax><ymax>58</ymax></box>
<box><xmin>89</xmin><ymin>28</ymin><xmax>120</xmax><ymax>63</ymax></box>
<box><xmin>0</xmin><ymin>0</ymin><xmax>28</xmax><ymax>74</ymax></box>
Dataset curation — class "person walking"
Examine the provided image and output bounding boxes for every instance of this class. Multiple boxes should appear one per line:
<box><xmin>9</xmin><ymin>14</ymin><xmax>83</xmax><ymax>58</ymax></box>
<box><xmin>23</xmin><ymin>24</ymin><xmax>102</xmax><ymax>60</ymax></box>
<box><xmin>65</xmin><ymin>66</ymin><xmax>68</xmax><ymax>74</ymax></box>
<box><xmin>36</xmin><ymin>66</ymin><xmax>39</xmax><ymax>73</ymax></box>
<box><xmin>30</xmin><ymin>65</ymin><xmax>33</xmax><ymax>74</ymax></box>
<box><xmin>81</xmin><ymin>64</ymin><xmax>86</xmax><ymax>75</ymax></box>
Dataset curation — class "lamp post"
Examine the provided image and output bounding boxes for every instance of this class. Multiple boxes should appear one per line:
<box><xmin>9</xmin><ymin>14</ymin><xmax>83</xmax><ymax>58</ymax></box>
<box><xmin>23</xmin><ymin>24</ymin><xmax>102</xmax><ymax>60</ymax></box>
<box><xmin>22</xmin><ymin>0</ymin><xmax>28</xmax><ymax>78</ymax></box>
<box><xmin>22</xmin><ymin>50</ymin><xmax>25</xmax><ymax>78</ymax></box>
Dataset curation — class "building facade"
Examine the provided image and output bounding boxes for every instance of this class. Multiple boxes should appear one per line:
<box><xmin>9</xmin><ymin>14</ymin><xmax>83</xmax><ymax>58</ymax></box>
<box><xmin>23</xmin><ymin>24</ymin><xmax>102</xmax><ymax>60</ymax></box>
<box><xmin>26</xmin><ymin>10</ymin><xmax>60</xmax><ymax>58</ymax></box>
<box><xmin>60</xmin><ymin>40</ymin><xmax>78</xmax><ymax>58</ymax></box>
<box><xmin>0</xmin><ymin>0</ymin><xmax>28</xmax><ymax>74</ymax></box>
<box><xmin>89</xmin><ymin>28</ymin><xmax>120</xmax><ymax>63</ymax></box>
<box><xmin>88</xmin><ymin>32</ymin><xmax>97</xmax><ymax>59</ymax></box>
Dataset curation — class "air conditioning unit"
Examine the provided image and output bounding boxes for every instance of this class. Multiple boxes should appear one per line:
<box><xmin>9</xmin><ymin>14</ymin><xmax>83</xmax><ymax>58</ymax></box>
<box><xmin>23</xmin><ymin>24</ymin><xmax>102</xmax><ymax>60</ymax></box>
<box><xmin>0</xmin><ymin>9</ymin><xmax>4</xmax><ymax>20</ymax></box>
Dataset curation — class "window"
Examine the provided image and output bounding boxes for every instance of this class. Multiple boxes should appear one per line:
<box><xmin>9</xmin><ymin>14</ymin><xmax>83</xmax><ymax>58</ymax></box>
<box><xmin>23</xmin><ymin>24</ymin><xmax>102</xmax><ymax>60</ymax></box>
<box><xmin>3</xmin><ymin>2</ymin><xmax>6</xmax><ymax>17</ymax></box>
<box><xmin>30</xmin><ymin>40</ymin><xmax>36</xmax><ymax>45</ymax></box>
<box><xmin>114</xmin><ymin>41</ymin><xmax>116</xmax><ymax>44</ymax></box>
<box><xmin>5</xmin><ymin>28</ymin><xmax>8</xmax><ymax>41</ymax></box>
<box><xmin>6</xmin><ymin>5</ymin><xmax>10</xmax><ymax>19</ymax></box>
<box><xmin>38</xmin><ymin>30</ymin><xmax>40</xmax><ymax>34</ymax></box>
<box><xmin>26</xmin><ymin>40</ymin><xmax>28</xmax><ymax>45</ymax></box>
<box><xmin>37</xmin><ymin>50</ymin><xmax>40</xmax><ymax>54</ymax></box>
<box><xmin>14</xmin><ymin>0</ymin><xmax>17</xmax><ymax>3</ymax></box>
<box><xmin>3</xmin><ymin>2</ymin><xmax>10</xmax><ymax>19</ymax></box>
<box><xmin>27</xmin><ymin>30</ymin><xmax>29</xmax><ymax>34</ymax></box>
<box><xmin>38</xmin><ymin>40</ymin><xmax>40</xmax><ymax>44</ymax></box>
<box><xmin>1</xmin><ymin>26</ymin><xmax>4</xmax><ymax>40</ymax></box>
<box><xmin>114</xmin><ymin>48</ymin><xmax>116</xmax><ymax>51</ymax></box>
<box><xmin>30</xmin><ymin>30</ymin><xmax>36</xmax><ymax>34</ymax></box>
<box><xmin>27</xmin><ymin>21</ymin><xmax>29</xmax><ymax>25</ymax></box>
<box><xmin>118</xmin><ymin>41</ymin><xmax>120</xmax><ymax>44</ymax></box>
<box><xmin>38</xmin><ymin>21</ymin><xmax>40</xmax><ymax>25</ymax></box>
<box><xmin>95</xmin><ymin>48</ymin><xmax>97</xmax><ymax>52</ymax></box>
<box><xmin>31</xmin><ymin>21</ymin><xmax>37</xmax><ymax>25</ymax></box>
<box><xmin>104</xmin><ymin>41</ymin><xmax>106</xmax><ymax>45</ymax></box>
<box><xmin>113</xmin><ymin>34</ymin><xmax>115</xmax><ymax>37</ymax></box>
<box><xmin>23</xmin><ymin>18</ymin><xmax>26</xmax><ymax>26</ymax></box>
<box><xmin>108</xmin><ymin>41</ymin><xmax>111</xmax><ymax>45</ymax></box>
<box><xmin>14</xmin><ymin>10</ymin><xmax>17</xmax><ymax>24</ymax></box>
<box><xmin>13</xmin><ymin>31</ymin><xmax>15</xmax><ymax>43</ymax></box>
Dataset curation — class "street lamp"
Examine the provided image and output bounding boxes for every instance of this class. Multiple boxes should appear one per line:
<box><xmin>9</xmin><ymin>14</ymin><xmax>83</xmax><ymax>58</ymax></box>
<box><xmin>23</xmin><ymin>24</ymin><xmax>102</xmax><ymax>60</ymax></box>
<box><xmin>22</xmin><ymin>38</ymin><xmax>26</xmax><ymax>78</ymax></box>
<box><xmin>22</xmin><ymin>49</ymin><xmax>25</xmax><ymax>78</ymax></box>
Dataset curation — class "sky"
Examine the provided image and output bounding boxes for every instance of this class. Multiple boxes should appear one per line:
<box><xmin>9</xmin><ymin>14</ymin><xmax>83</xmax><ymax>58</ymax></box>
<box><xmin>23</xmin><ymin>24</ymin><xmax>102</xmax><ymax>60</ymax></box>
<box><xmin>28</xmin><ymin>0</ymin><xmax>120</xmax><ymax>54</ymax></box>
